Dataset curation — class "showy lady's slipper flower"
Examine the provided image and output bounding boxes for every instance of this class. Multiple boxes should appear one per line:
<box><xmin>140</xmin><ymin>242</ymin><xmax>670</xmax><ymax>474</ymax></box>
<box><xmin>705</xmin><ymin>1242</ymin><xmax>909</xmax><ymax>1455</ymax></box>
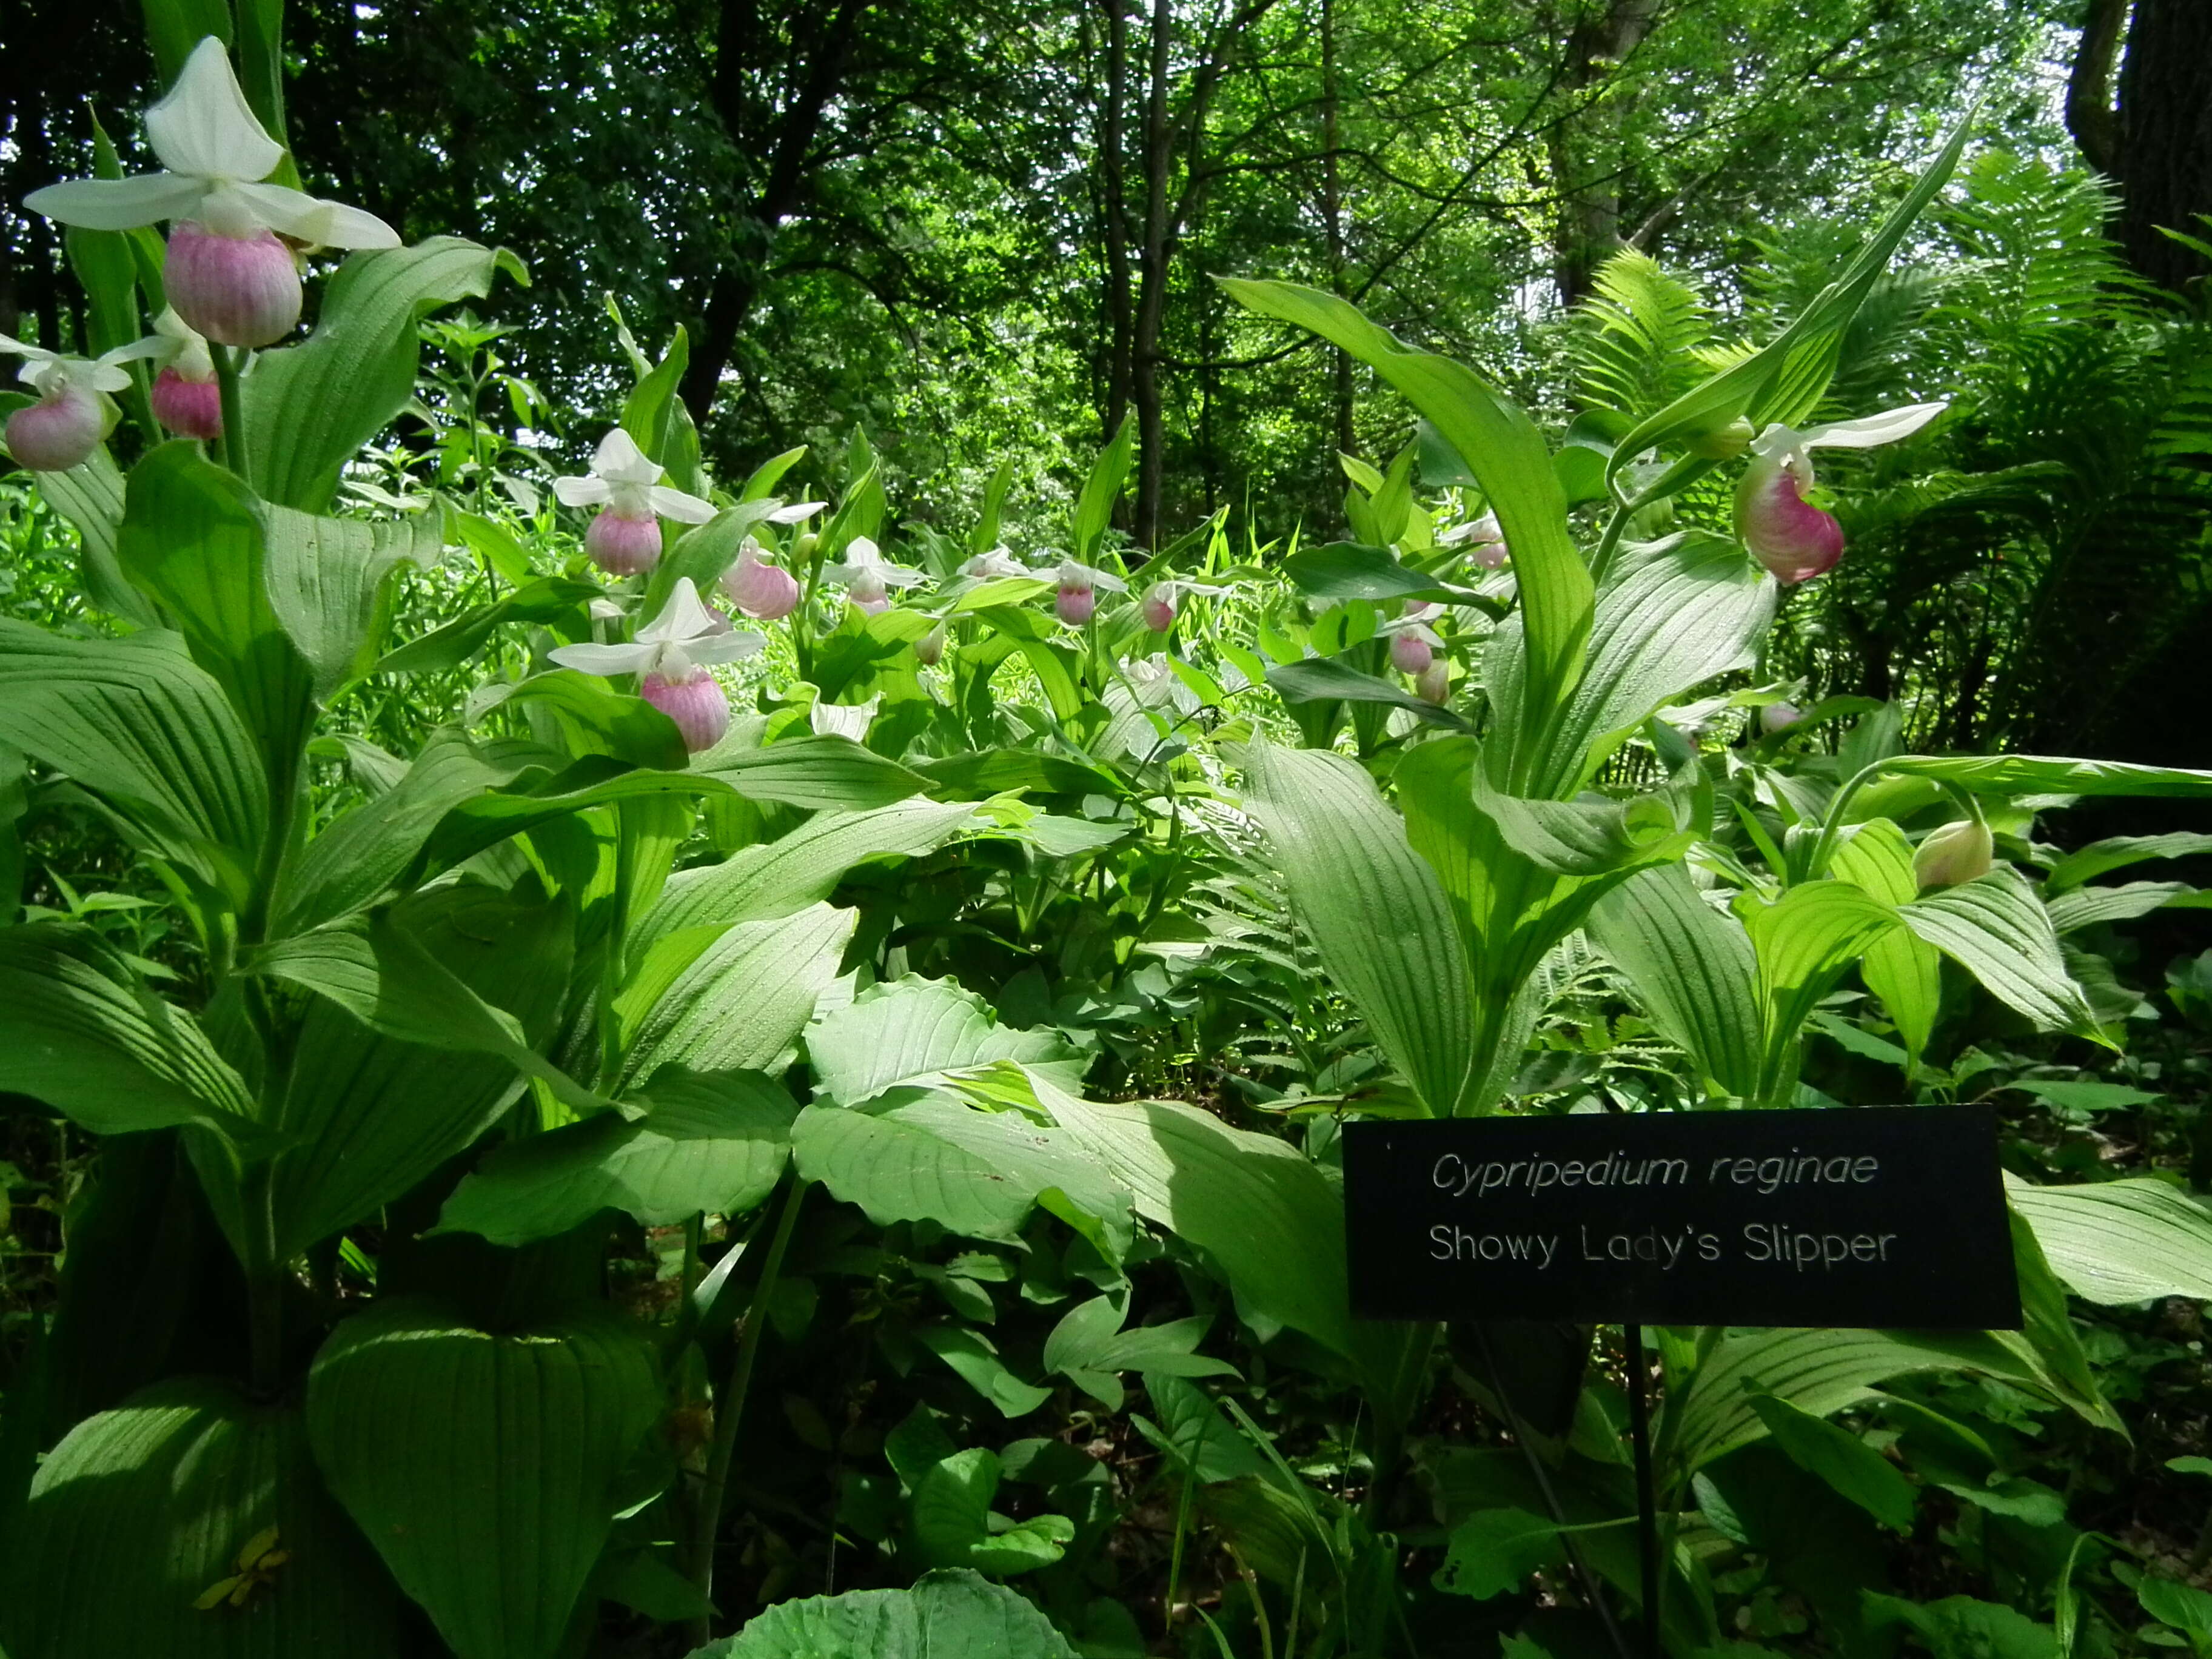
<box><xmin>1139</xmin><ymin>577</ymin><xmax>1225</xmax><ymax>632</ymax></box>
<box><xmin>555</xmin><ymin>429</ymin><xmax>716</xmax><ymax>577</ymax></box>
<box><xmin>0</xmin><ymin>334</ymin><xmax>163</xmax><ymax>471</ymax></box>
<box><xmin>916</xmin><ymin>623</ymin><xmax>948</xmax><ymax>666</ymax></box>
<box><xmin>1054</xmin><ymin>558</ymin><xmax>1127</xmax><ymax>625</ymax></box>
<box><xmin>1381</xmin><ymin>602</ymin><xmax>1443</xmax><ymax>676</ymax></box>
<box><xmin>811</xmin><ymin>695</ymin><xmax>881</xmax><ymax>741</ymax></box>
<box><xmin>1735</xmin><ymin>403</ymin><xmax>1946</xmax><ymax>584</ymax></box>
<box><xmin>1760</xmin><ymin>702</ymin><xmax>1803</xmax><ymax>734</ymax></box>
<box><xmin>26</xmin><ymin>39</ymin><xmax>400</xmax><ymax>346</ymax></box>
<box><xmin>1415</xmin><ymin>660</ymin><xmax>1450</xmax><ymax>704</ymax></box>
<box><xmin>146</xmin><ymin>308</ymin><xmax>221</xmax><ymax>438</ymax></box>
<box><xmin>823</xmin><ymin>537</ymin><xmax>926</xmax><ymax>615</ymax></box>
<box><xmin>1912</xmin><ymin>817</ymin><xmax>1993</xmax><ymax>890</ymax></box>
<box><xmin>723</xmin><ymin>540</ymin><xmax>800</xmax><ymax>620</ymax></box>
<box><xmin>1440</xmin><ymin>511</ymin><xmax>1508</xmax><ymax>569</ymax></box>
<box><xmin>547</xmin><ymin>578</ymin><xmax>762</xmax><ymax>752</ymax></box>
<box><xmin>964</xmin><ymin>548</ymin><xmax>1030</xmax><ymax>581</ymax></box>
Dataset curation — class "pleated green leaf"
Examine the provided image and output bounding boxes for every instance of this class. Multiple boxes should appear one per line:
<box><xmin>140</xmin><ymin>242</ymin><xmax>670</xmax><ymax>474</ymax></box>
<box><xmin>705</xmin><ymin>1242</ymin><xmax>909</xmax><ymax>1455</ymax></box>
<box><xmin>0</xmin><ymin>923</ymin><xmax>255</xmax><ymax>1136</ymax></box>
<box><xmin>1832</xmin><ymin>819</ymin><xmax>1943</xmax><ymax>1061</ymax></box>
<box><xmin>0</xmin><ymin>1378</ymin><xmax>401</xmax><ymax>1659</ymax></box>
<box><xmin>1587</xmin><ymin>866</ymin><xmax>1761</xmax><ymax>1100</ymax></box>
<box><xmin>439</xmin><ymin>1070</ymin><xmax>798</xmax><ymax>1245</ymax></box>
<box><xmin>1218</xmin><ymin>279</ymin><xmax>1592</xmax><ymax>743</ymax></box>
<box><xmin>620</xmin><ymin>902</ymin><xmax>856</xmax><ymax>1085</ymax></box>
<box><xmin>1744</xmin><ymin>881</ymin><xmax>1900</xmax><ymax>1094</ymax></box>
<box><xmin>2043</xmin><ymin>831</ymin><xmax>2212</xmax><ymax>894</ymax></box>
<box><xmin>0</xmin><ymin>621</ymin><xmax>266</xmax><ymax>903</ymax></box>
<box><xmin>1871</xmin><ymin>754</ymin><xmax>2212</xmax><ymax>799</ymax></box>
<box><xmin>307</xmin><ymin>1299</ymin><xmax>663</xmax><ymax>1659</ymax></box>
<box><xmin>2007</xmin><ymin>1177</ymin><xmax>2212</xmax><ymax>1304</ymax></box>
<box><xmin>242</xmin><ymin>238</ymin><xmax>527</xmax><ymax>513</ymax></box>
<box><xmin>261</xmin><ymin>502</ymin><xmax>442</xmax><ymax>701</ymax></box>
<box><xmin>694</xmin><ymin>736</ymin><xmax>933</xmax><ymax>809</ymax></box>
<box><xmin>805</xmin><ymin>977</ymin><xmax>1089</xmax><ymax>1107</ymax></box>
<box><xmin>1243</xmin><ymin>742</ymin><xmax>1472</xmax><ymax>1115</ymax></box>
<box><xmin>693</xmin><ymin>1569</ymin><xmax>1078</xmax><ymax>1659</ymax></box>
<box><xmin>1900</xmin><ymin>868</ymin><xmax>2101</xmax><ymax>1037</ymax></box>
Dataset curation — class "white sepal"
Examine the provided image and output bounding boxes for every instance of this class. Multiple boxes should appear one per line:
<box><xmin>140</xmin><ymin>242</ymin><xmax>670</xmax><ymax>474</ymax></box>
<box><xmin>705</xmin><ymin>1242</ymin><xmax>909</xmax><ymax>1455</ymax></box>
<box><xmin>549</xmin><ymin>642</ymin><xmax>657</xmax><ymax>675</ymax></box>
<box><xmin>145</xmin><ymin>37</ymin><xmax>286</xmax><ymax>182</ymax></box>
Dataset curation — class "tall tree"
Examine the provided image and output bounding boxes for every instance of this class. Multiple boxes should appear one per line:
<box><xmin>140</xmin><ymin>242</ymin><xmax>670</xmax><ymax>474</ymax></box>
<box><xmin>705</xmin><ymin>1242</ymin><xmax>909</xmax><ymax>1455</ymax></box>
<box><xmin>2068</xmin><ymin>0</ymin><xmax>2212</xmax><ymax>293</ymax></box>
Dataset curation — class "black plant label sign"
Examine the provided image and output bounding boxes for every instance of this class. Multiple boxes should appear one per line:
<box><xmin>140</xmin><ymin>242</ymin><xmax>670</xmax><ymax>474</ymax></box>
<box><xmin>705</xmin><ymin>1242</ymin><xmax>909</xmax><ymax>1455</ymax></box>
<box><xmin>1343</xmin><ymin>1105</ymin><xmax>2021</xmax><ymax>1329</ymax></box>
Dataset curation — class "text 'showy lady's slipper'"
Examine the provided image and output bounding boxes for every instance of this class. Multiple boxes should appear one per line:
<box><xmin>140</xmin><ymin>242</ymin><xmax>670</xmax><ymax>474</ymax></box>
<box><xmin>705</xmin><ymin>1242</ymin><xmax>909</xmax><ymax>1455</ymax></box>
<box><xmin>146</xmin><ymin>308</ymin><xmax>221</xmax><ymax>438</ymax></box>
<box><xmin>823</xmin><ymin>537</ymin><xmax>926</xmax><ymax>615</ymax></box>
<box><xmin>1054</xmin><ymin>558</ymin><xmax>1127</xmax><ymax>625</ymax></box>
<box><xmin>555</xmin><ymin>429</ymin><xmax>716</xmax><ymax>577</ymax></box>
<box><xmin>0</xmin><ymin>334</ymin><xmax>163</xmax><ymax>471</ymax></box>
<box><xmin>1735</xmin><ymin>403</ymin><xmax>1946</xmax><ymax>584</ymax></box>
<box><xmin>547</xmin><ymin>578</ymin><xmax>761</xmax><ymax>752</ymax></box>
<box><xmin>27</xmin><ymin>39</ymin><xmax>400</xmax><ymax>347</ymax></box>
<box><xmin>1913</xmin><ymin>817</ymin><xmax>1994</xmax><ymax>890</ymax></box>
<box><xmin>723</xmin><ymin>540</ymin><xmax>800</xmax><ymax>620</ymax></box>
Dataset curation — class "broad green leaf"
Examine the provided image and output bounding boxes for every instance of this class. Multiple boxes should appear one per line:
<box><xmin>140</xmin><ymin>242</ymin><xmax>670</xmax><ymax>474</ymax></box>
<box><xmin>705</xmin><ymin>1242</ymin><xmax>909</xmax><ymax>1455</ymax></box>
<box><xmin>620</xmin><ymin>902</ymin><xmax>855</xmax><ymax>1085</ymax></box>
<box><xmin>1529</xmin><ymin>532</ymin><xmax>1776</xmax><ymax>796</ymax></box>
<box><xmin>0</xmin><ymin>622</ymin><xmax>266</xmax><ymax>904</ymax></box>
<box><xmin>695</xmin><ymin>735</ymin><xmax>932</xmax><ymax>810</ymax></box>
<box><xmin>1025</xmin><ymin>1071</ymin><xmax>1353</xmax><ymax>1359</ymax></box>
<box><xmin>692</xmin><ymin>1568</ymin><xmax>1078</xmax><ymax>1658</ymax></box>
<box><xmin>1607</xmin><ymin>117</ymin><xmax>1971</xmax><ymax>481</ymax></box>
<box><xmin>117</xmin><ymin>442</ymin><xmax>317</xmax><ymax>788</ymax></box>
<box><xmin>1672</xmin><ymin>1328</ymin><xmax>2067</xmax><ymax>1472</ymax></box>
<box><xmin>913</xmin><ymin>748</ymin><xmax>1128</xmax><ymax>800</ymax></box>
<box><xmin>1471</xmin><ymin>771</ymin><xmax>1689</xmax><ymax>877</ymax></box>
<box><xmin>1871</xmin><ymin>754</ymin><xmax>2212</xmax><ymax>800</ymax></box>
<box><xmin>417</xmin><ymin>762</ymin><xmax>724</xmax><ymax>879</ymax></box>
<box><xmin>1042</xmin><ymin>1300</ymin><xmax>1233</xmax><ymax>1411</ymax></box>
<box><xmin>1133</xmin><ymin>1374</ymin><xmax>1275</xmax><ymax>1484</ymax></box>
<box><xmin>905</xmin><ymin>1447</ymin><xmax>1074</xmax><ymax>1572</ymax></box>
<box><xmin>1833</xmin><ymin>819</ymin><xmax>1942</xmax><ymax>1061</ymax></box>
<box><xmin>250</xmin><ymin>905</ymin><xmax>609</xmax><ymax>1116</ymax></box>
<box><xmin>1219</xmin><ymin>279</ymin><xmax>1592</xmax><ymax>736</ymax></box>
<box><xmin>792</xmin><ymin>1092</ymin><xmax>1134</xmax><ymax>1259</ymax></box>
<box><xmin>1744</xmin><ymin>881</ymin><xmax>1899</xmax><ymax>1096</ymax></box>
<box><xmin>0</xmin><ymin>1378</ymin><xmax>401</xmax><ymax>1659</ymax></box>
<box><xmin>1433</xmin><ymin>1506</ymin><xmax>1564</xmax><ymax>1600</ymax></box>
<box><xmin>2006</xmin><ymin>1177</ymin><xmax>2212</xmax><ymax>1304</ymax></box>
<box><xmin>1242</xmin><ymin>743</ymin><xmax>1472</xmax><ymax>1115</ymax></box>
<box><xmin>913</xmin><ymin>1326</ymin><xmax>1054</xmax><ymax>1418</ymax></box>
<box><xmin>374</xmin><ymin>577</ymin><xmax>601</xmax><ymax>678</ymax></box>
<box><xmin>1071</xmin><ymin>413</ymin><xmax>1135</xmax><ymax>561</ymax></box>
<box><xmin>806</xmin><ymin>977</ymin><xmax>1089</xmax><ymax>1106</ymax></box>
<box><xmin>1863</xmin><ymin>1595</ymin><xmax>2058</xmax><ymax>1659</ymax></box>
<box><xmin>640</xmin><ymin>500</ymin><xmax>786</xmax><ymax>622</ymax></box>
<box><xmin>273</xmin><ymin>729</ymin><xmax>548</xmax><ymax>936</ymax></box>
<box><xmin>1587</xmin><ymin>866</ymin><xmax>1762</xmax><ymax>1099</ymax></box>
<box><xmin>1265</xmin><ymin>656</ymin><xmax>1472</xmax><ymax>728</ymax></box>
<box><xmin>265</xmin><ymin>884</ymin><xmax>575</xmax><ymax>1256</ymax></box>
<box><xmin>2046</xmin><ymin>880</ymin><xmax>2197</xmax><ymax>934</ymax></box>
<box><xmin>438</xmin><ymin>1070</ymin><xmax>797</xmax><ymax>1245</ymax></box>
<box><xmin>261</xmin><ymin>503</ymin><xmax>441</xmax><ymax>700</ymax></box>
<box><xmin>1748</xmin><ymin>1393</ymin><xmax>1915</xmax><ymax>1532</ymax></box>
<box><xmin>36</xmin><ymin>442</ymin><xmax>159</xmax><ymax>626</ymax></box>
<box><xmin>243</xmin><ymin>238</ymin><xmax>527</xmax><ymax>513</ymax></box>
<box><xmin>1282</xmin><ymin>541</ymin><xmax>1488</xmax><ymax>606</ymax></box>
<box><xmin>1900</xmin><ymin>868</ymin><xmax>2101</xmax><ymax>1037</ymax></box>
<box><xmin>307</xmin><ymin>1300</ymin><xmax>662</xmax><ymax>1659</ymax></box>
<box><xmin>2044</xmin><ymin>831</ymin><xmax>2212</xmax><ymax>894</ymax></box>
<box><xmin>0</xmin><ymin>924</ymin><xmax>254</xmax><ymax>1136</ymax></box>
<box><xmin>634</xmin><ymin>801</ymin><xmax>980</xmax><ymax>958</ymax></box>
<box><xmin>2139</xmin><ymin>1578</ymin><xmax>2212</xmax><ymax>1638</ymax></box>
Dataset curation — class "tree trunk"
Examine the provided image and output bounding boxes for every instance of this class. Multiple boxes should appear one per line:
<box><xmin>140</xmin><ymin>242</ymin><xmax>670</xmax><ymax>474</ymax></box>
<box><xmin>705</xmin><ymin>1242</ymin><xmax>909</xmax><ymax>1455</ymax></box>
<box><xmin>1545</xmin><ymin>0</ymin><xmax>1660</xmax><ymax>309</ymax></box>
<box><xmin>1099</xmin><ymin>0</ymin><xmax>1136</xmax><ymax>445</ymax></box>
<box><xmin>1130</xmin><ymin>0</ymin><xmax>1175</xmax><ymax>548</ymax></box>
<box><xmin>2114</xmin><ymin>0</ymin><xmax>2212</xmax><ymax>292</ymax></box>
<box><xmin>1321</xmin><ymin>0</ymin><xmax>1355</xmax><ymax>456</ymax></box>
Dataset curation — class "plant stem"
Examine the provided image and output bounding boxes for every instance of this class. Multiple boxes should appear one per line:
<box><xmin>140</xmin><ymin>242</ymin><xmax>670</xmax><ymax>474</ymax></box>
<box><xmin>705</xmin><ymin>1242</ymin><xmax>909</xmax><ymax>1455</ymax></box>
<box><xmin>687</xmin><ymin>1178</ymin><xmax>807</xmax><ymax>1644</ymax></box>
<box><xmin>214</xmin><ymin>346</ymin><xmax>249</xmax><ymax>490</ymax></box>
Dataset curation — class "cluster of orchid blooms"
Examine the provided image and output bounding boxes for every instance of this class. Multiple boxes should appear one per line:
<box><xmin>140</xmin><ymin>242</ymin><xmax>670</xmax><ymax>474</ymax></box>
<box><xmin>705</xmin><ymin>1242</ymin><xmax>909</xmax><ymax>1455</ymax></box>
<box><xmin>2</xmin><ymin>36</ymin><xmax>1952</xmax><ymax>760</ymax></box>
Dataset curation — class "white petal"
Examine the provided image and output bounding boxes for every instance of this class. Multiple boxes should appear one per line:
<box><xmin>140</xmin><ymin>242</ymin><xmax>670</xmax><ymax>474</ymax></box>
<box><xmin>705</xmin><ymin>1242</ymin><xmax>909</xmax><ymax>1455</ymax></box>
<box><xmin>549</xmin><ymin>642</ymin><xmax>656</xmax><ymax>676</ymax></box>
<box><xmin>637</xmin><ymin>577</ymin><xmax>717</xmax><ymax>645</ymax></box>
<box><xmin>649</xmin><ymin>484</ymin><xmax>717</xmax><ymax>523</ymax></box>
<box><xmin>0</xmin><ymin>333</ymin><xmax>59</xmax><ymax>367</ymax></box>
<box><xmin>1748</xmin><ymin>422</ymin><xmax>1801</xmax><ymax>458</ymax></box>
<box><xmin>767</xmin><ymin>500</ymin><xmax>826</xmax><ymax>524</ymax></box>
<box><xmin>879</xmin><ymin>564</ymin><xmax>929</xmax><ymax>589</ymax></box>
<box><xmin>145</xmin><ymin>39</ymin><xmax>284</xmax><ymax>183</ymax></box>
<box><xmin>689</xmin><ymin>631</ymin><xmax>766</xmax><ymax>665</ymax></box>
<box><xmin>1797</xmin><ymin>401</ymin><xmax>1948</xmax><ymax>451</ymax></box>
<box><xmin>1091</xmin><ymin>570</ymin><xmax>1128</xmax><ymax>592</ymax></box>
<box><xmin>23</xmin><ymin>173</ymin><xmax>205</xmax><ymax>230</ymax></box>
<box><xmin>553</xmin><ymin>475</ymin><xmax>611</xmax><ymax>508</ymax></box>
<box><xmin>592</xmin><ymin>428</ymin><xmax>660</xmax><ymax>485</ymax></box>
<box><xmin>587</xmin><ymin>598</ymin><xmax>627</xmax><ymax>621</ymax></box>
<box><xmin>232</xmin><ymin>182</ymin><xmax>398</xmax><ymax>248</ymax></box>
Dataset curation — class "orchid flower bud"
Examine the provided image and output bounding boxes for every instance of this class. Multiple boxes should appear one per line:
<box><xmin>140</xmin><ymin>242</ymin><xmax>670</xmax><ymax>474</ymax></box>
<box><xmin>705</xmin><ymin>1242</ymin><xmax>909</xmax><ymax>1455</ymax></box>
<box><xmin>1142</xmin><ymin>582</ymin><xmax>1177</xmax><ymax>632</ymax></box>
<box><xmin>965</xmin><ymin>548</ymin><xmax>1029</xmax><ymax>580</ymax></box>
<box><xmin>1389</xmin><ymin>631</ymin><xmax>1433</xmax><ymax>675</ymax></box>
<box><xmin>1759</xmin><ymin>702</ymin><xmax>1803</xmax><ymax>735</ymax></box>
<box><xmin>916</xmin><ymin>623</ymin><xmax>947</xmax><ymax>666</ymax></box>
<box><xmin>640</xmin><ymin>671</ymin><xmax>732</xmax><ymax>752</ymax></box>
<box><xmin>1053</xmin><ymin>558</ymin><xmax>1125</xmax><ymax>626</ymax></box>
<box><xmin>1415</xmin><ymin>660</ymin><xmax>1450</xmax><ymax>704</ymax></box>
<box><xmin>1736</xmin><ymin>403</ymin><xmax>1947</xmax><ymax>585</ymax></box>
<box><xmin>1440</xmin><ymin>511</ymin><xmax>1508</xmax><ymax>569</ymax></box>
<box><xmin>146</xmin><ymin>309</ymin><xmax>221</xmax><ymax>438</ymax></box>
<box><xmin>1689</xmin><ymin>417</ymin><xmax>1755</xmax><ymax>461</ymax></box>
<box><xmin>825</xmin><ymin>536</ymin><xmax>925</xmax><ymax>616</ymax></box>
<box><xmin>1913</xmin><ymin>819</ymin><xmax>1993</xmax><ymax>890</ymax></box>
<box><xmin>723</xmin><ymin>543</ymin><xmax>800</xmax><ymax>620</ymax></box>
